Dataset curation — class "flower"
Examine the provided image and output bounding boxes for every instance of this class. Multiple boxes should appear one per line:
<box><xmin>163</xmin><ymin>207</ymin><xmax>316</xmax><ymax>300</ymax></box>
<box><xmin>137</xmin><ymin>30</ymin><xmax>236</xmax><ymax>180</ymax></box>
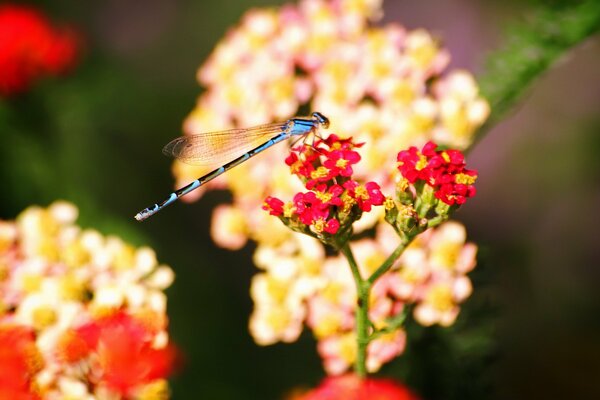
<box><xmin>0</xmin><ymin>201</ymin><xmax>177</xmax><ymax>398</ymax></box>
<box><xmin>291</xmin><ymin>374</ymin><xmax>419</xmax><ymax>400</ymax></box>
<box><xmin>264</xmin><ymin>134</ymin><xmax>384</xmax><ymax>239</ymax></box>
<box><xmin>384</xmin><ymin>222</ymin><xmax>478</xmax><ymax>327</ymax></box>
<box><xmin>0</xmin><ymin>325</ymin><xmax>42</xmax><ymax>400</ymax></box>
<box><xmin>396</xmin><ymin>141</ymin><xmax>478</xmax><ymax>205</ymax></box>
<box><xmin>342</xmin><ymin>180</ymin><xmax>385</xmax><ymax>212</ymax></box>
<box><xmin>323</xmin><ymin>148</ymin><xmax>362</xmax><ymax>178</ymax></box>
<box><xmin>171</xmin><ymin>0</ymin><xmax>486</xmax><ymax>376</ymax></box>
<box><xmin>59</xmin><ymin>311</ymin><xmax>177</xmax><ymax>397</ymax></box>
<box><xmin>0</xmin><ymin>4</ymin><xmax>79</xmax><ymax>96</ymax></box>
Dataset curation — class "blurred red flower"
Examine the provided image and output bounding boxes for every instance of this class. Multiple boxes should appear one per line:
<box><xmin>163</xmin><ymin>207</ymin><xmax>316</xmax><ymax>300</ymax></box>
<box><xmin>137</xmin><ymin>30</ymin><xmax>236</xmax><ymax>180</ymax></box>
<box><xmin>0</xmin><ymin>324</ymin><xmax>43</xmax><ymax>400</ymax></box>
<box><xmin>293</xmin><ymin>374</ymin><xmax>420</xmax><ymax>400</ymax></box>
<box><xmin>0</xmin><ymin>4</ymin><xmax>78</xmax><ymax>96</ymax></box>
<box><xmin>60</xmin><ymin>311</ymin><xmax>177</xmax><ymax>396</ymax></box>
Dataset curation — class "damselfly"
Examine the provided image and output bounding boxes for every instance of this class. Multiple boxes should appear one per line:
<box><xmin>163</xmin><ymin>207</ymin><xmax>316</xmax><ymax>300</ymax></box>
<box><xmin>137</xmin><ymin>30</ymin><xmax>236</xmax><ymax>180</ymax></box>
<box><xmin>134</xmin><ymin>112</ymin><xmax>330</xmax><ymax>221</ymax></box>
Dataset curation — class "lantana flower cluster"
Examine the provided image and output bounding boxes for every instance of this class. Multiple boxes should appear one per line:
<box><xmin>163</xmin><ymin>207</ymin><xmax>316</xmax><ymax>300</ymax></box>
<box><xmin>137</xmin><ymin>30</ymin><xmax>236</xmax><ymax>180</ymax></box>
<box><xmin>0</xmin><ymin>202</ymin><xmax>176</xmax><ymax>399</ymax></box>
<box><xmin>0</xmin><ymin>4</ymin><xmax>79</xmax><ymax>97</ymax></box>
<box><xmin>263</xmin><ymin>135</ymin><xmax>385</xmax><ymax>240</ymax></box>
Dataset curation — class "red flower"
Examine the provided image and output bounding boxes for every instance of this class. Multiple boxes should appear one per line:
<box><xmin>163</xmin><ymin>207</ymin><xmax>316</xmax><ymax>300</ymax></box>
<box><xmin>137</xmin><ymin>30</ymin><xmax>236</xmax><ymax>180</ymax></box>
<box><xmin>265</xmin><ymin>134</ymin><xmax>387</xmax><ymax>236</ymax></box>
<box><xmin>263</xmin><ymin>196</ymin><xmax>285</xmax><ymax>216</ymax></box>
<box><xmin>313</xmin><ymin>184</ymin><xmax>344</xmax><ymax>208</ymax></box>
<box><xmin>286</xmin><ymin>152</ymin><xmax>315</xmax><ymax>178</ymax></box>
<box><xmin>61</xmin><ymin>311</ymin><xmax>177</xmax><ymax>396</ymax></box>
<box><xmin>318</xmin><ymin>134</ymin><xmax>363</xmax><ymax>151</ymax></box>
<box><xmin>323</xmin><ymin>218</ymin><xmax>340</xmax><ymax>234</ymax></box>
<box><xmin>396</xmin><ymin>141</ymin><xmax>477</xmax><ymax>206</ymax></box>
<box><xmin>293</xmin><ymin>192</ymin><xmax>329</xmax><ymax>225</ymax></box>
<box><xmin>343</xmin><ymin>180</ymin><xmax>385</xmax><ymax>212</ymax></box>
<box><xmin>0</xmin><ymin>4</ymin><xmax>79</xmax><ymax>96</ymax></box>
<box><xmin>323</xmin><ymin>149</ymin><xmax>361</xmax><ymax>178</ymax></box>
<box><xmin>294</xmin><ymin>374</ymin><xmax>419</xmax><ymax>400</ymax></box>
<box><xmin>0</xmin><ymin>324</ymin><xmax>43</xmax><ymax>400</ymax></box>
<box><xmin>434</xmin><ymin>169</ymin><xmax>477</xmax><ymax>205</ymax></box>
<box><xmin>396</xmin><ymin>146</ymin><xmax>431</xmax><ymax>184</ymax></box>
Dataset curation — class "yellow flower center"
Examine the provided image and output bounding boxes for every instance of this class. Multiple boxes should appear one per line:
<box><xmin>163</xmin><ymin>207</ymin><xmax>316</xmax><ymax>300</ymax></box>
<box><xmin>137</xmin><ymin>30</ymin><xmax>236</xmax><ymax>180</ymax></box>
<box><xmin>315</xmin><ymin>191</ymin><xmax>333</xmax><ymax>203</ymax></box>
<box><xmin>426</xmin><ymin>285</ymin><xmax>454</xmax><ymax>312</ymax></box>
<box><xmin>59</xmin><ymin>275</ymin><xmax>86</xmax><ymax>301</ymax></box>
<box><xmin>312</xmin><ymin>219</ymin><xmax>325</xmax><ymax>233</ymax></box>
<box><xmin>32</xmin><ymin>306</ymin><xmax>57</xmax><ymax>330</ymax></box>
<box><xmin>266</xmin><ymin>307</ymin><xmax>291</xmax><ymax>333</ymax></box>
<box><xmin>136</xmin><ymin>380</ymin><xmax>170</xmax><ymax>400</ymax></box>
<box><xmin>322</xmin><ymin>283</ymin><xmax>344</xmax><ymax>303</ymax></box>
<box><xmin>384</xmin><ymin>197</ymin><xmax>396</xmax><ymax>211</ymax></box>
<box><xmin>441</xmin><ymin>151</ymin><xmax>451</xmax><ymax>163</ymax></box>
<box><xmin>432</xmin><ymin>242</ymin><xmax>460</xmax><ymax>271</ymax></box>
<box><xmin>354</xmin><ymin>185</ymin><xmax>368</xmax><ymax>200</ymax></box>
<box><xmin>310</xmin><ymin>166</ymin><xmax>330</xmax><ymax>180</ymax></box>
<box><xmin>283</xmin><ymin>203</ymin><xmax>296</xmax><ymax>218</ymax></box>
<box><xmin>335</xmin><ymin>158</ymin><xmax>348</xmax><ymax>169</ymax></box>
<box><xmin>455</xmin><ymin>173</ymin><xmax>477</xmax><ymax>185</ymax></box>
<box><xmin>415</xmin><ymin>154</ymin><xmax>428</xmax><ymax>171</ymax></box>
<box><xmin>22</xmin><ymin>274</ymin><xmax>42</xmax><ymax>293</ymax></box>
<box><xmin>341</xmin><ymin>194</ymin><xmax>355</xmax><ymax>213</ymax></box>
<box><xmin>265</xmin><ymin>276</ymin><xmax>289</xmax><ymax>304</ymax></box>
<box><xmin>0</xmin><ymin>261</ymin><xmax>8</xmax><ymax>282</ymax></box>
<box><xmin>314</xmin><ymin>314</ymin><xmax>342</xmax><ymax>339</ymax></box>
<box><xmin>397</xmin><ymin>177</ymin><xmax>409</xmax><ymax>192</ymax></box>
<box><xmin>339</xmin><ymin>334</ymin><xmax>357</xmax><ymax>364</ymax></box>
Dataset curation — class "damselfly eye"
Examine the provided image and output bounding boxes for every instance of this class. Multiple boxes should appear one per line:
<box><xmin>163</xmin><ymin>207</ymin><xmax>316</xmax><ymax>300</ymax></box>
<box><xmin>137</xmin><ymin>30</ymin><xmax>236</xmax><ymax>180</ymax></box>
<box><xmin>312</xmin><ymin>112</ymin><xmax>330</xmax><ymax>129</ymax></box>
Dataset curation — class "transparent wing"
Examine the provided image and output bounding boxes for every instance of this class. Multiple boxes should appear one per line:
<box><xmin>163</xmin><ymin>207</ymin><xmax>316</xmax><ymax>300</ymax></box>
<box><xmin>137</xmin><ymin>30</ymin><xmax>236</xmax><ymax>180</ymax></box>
<box><xmin>162</xmin><ymin>122</ymin><xmax>288</xmax><ymax>167</ymax></box>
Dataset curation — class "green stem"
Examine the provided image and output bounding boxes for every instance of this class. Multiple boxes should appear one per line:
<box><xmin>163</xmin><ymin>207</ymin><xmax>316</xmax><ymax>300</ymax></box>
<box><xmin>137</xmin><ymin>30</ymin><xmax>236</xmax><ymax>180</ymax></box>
<box><xmin>369</xmin><ymin>307</ymin><xmax>409</xmax><ymax>341</ymax></box>
<box><xmin>341</xmin><ymin>243</ymin><xmax>363</xmax><ymax>286</ymax></box>
<box><xmin>340</xmin><ymin>244</ymin><xmax>370</xmax><ymax>378</ymax></box>
<box><xmin>368</xmin><ymin>237</ymin><xmax>411</xmax><ymax>285</ymax></box>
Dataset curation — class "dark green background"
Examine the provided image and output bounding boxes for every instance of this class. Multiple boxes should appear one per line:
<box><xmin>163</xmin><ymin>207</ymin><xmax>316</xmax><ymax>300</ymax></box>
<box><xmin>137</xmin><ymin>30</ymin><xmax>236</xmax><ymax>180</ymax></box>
<box><xmin>1</xmin><ymin>1</ymin><xmax>599</xmax><ymax>399</ymax></box>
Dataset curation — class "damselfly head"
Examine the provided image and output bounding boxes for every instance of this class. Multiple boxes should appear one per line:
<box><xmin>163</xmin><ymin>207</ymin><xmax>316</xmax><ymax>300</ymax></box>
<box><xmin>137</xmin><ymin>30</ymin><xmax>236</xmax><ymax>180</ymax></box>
<box><xmin>312</xmin><ymin>112</ymin><xmax>330</xmax><ymax>129</ymax></box>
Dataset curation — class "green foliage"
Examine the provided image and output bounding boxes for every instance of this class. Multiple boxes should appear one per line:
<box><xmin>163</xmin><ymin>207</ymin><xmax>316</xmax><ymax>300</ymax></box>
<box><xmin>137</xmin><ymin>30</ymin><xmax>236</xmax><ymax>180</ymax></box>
<box><xmin>475</xmin><ymin>0</ymin><xmax>600</xmax><ymax>145</ymax></box>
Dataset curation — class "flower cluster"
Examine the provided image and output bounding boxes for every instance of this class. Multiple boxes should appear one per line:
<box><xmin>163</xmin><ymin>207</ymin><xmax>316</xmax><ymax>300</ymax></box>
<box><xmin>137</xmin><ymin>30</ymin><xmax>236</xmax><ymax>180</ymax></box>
<box><xmin>263</xmin><ymin>135</ymin><xmax>384</xmax><ymax>238</ymax></box>
<box><xmin>0</xmin><ymin>202</ymin><xmax>176</xmax><ymax>399</ymax></box>
<box><xmin>175</xmin><ymin>0</ymin><xmax>488</xmax><ymax>207</ymax></box>
<box><xmin>290</xmin><ymin>374</ymin><xmax>419</xmax><ymax>400</ymax></box>
<box><xmin>0</xmin><ymin>4</ymin><xmax>79</xmax><ymax>96</ymax></box>
<box><xmin>172</xmin><ymin>0</ymin><xmax>486</xmax><ymax>377</ymax></box>
<box><xmin>396</xmin><ymin>141</ymin><xmax>477</xmax><ymax>206</ymax></box>
<box><xmin>250</xmin><ymin>218</ymin><xmax>477</xmax><ymax>374</ymax></box>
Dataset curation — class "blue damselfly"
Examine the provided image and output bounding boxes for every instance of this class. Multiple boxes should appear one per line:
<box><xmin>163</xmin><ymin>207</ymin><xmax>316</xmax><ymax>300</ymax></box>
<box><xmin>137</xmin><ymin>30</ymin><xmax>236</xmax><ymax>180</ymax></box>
<box><xmin>135</xmin><ymin>112</ymin><xmax>329</xmax><ymax>221</ymax></box>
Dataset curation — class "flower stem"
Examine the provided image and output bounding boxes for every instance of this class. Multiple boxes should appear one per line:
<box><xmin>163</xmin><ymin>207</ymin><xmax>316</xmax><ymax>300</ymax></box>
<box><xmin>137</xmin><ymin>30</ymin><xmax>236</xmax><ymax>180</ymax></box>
<box><xmin>340</xmin><ymin>236</ymin><xmax>413</xmax><ymax>378</ymax></box>
<box><xmin>340</xmin><ymin>244</ymin><xmax>370</xmax><ymax>378</ymax></box>
<box><xmin>368</xmin><ymin>237</ymin><xmax>410</xmax><ymax>285</ymax></box>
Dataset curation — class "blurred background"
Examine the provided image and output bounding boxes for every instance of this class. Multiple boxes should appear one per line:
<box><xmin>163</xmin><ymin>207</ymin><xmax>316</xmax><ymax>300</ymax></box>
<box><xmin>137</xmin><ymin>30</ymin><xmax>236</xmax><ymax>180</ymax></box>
<box><xmin>1</xmin><ymin>0</ymin><xmax>598</xmax><ymax>399</ymax></box>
